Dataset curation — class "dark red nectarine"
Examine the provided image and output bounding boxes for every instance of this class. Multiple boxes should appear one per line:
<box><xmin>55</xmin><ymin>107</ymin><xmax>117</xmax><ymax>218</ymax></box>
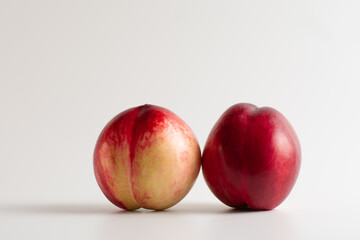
<box><xmin>202</xmin><ymin>103</ymin><xmax>301</xmax><ymax>210</ymax></box>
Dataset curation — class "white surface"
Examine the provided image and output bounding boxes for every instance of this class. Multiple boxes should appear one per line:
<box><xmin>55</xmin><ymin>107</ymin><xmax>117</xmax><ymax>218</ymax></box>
<box><xmin>1</xmin><ymin>0</ymin><xmax>360</xmax><ymax>239</ymax></box>
<box><xmin>1</xmin><ymin>202</ymin><xmax>358</xmax><ymax>240</ymax></box>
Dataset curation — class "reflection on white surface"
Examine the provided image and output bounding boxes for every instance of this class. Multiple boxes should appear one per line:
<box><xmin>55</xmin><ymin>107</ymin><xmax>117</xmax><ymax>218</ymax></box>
<box><xmin>1</xmin><ymin>202</ymin><xmax>358</xmax><ymax>239</ymax></box>
<box><xmin>0</xmin><ymin>202</ymin><xmax>294</xmax><ymax>239</ymax></box>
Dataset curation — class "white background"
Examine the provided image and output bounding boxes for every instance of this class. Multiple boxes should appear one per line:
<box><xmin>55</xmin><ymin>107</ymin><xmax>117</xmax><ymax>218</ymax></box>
<box><xmin>1</xmin><ymin>0</ymin><xmax>360</xmax><ymax>239</ymax></box>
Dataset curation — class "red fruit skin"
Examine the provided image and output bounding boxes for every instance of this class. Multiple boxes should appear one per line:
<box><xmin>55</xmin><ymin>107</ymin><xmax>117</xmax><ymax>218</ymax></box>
<box><xmin>202</xmin><ymin>103</ymin><xmax>301</xmax><ymax>210</ymax></box>
<box><xmin>93</xmin><ymin>106</ymin><xmax>141</xmax><ymax>210</ymax></box>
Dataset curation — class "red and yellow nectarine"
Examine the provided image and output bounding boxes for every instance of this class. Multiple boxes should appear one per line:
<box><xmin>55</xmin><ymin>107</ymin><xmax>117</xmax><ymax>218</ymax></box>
<box><xmin>94</xmin><ymin>104</ymin><xmax>201</xmax><ymax>210</ymax></box>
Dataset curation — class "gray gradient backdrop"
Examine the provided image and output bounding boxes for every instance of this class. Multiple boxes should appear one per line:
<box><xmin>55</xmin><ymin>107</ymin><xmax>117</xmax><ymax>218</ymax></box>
<box><xmin>1</xmin><ymin>0</ymin><xmax>359</xmax><ymax>239</ymax></box>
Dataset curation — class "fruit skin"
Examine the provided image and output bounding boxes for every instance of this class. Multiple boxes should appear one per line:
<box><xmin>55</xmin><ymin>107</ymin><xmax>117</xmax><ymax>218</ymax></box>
<box><xmin>202</xmin><ymin>103</ymin><xmax>301</xmax><ymax>210</ymax></box>
<box><xmin>94</xmin><ymin>104</ymin><xmax>201</xmax><ymax>211</ymax></box>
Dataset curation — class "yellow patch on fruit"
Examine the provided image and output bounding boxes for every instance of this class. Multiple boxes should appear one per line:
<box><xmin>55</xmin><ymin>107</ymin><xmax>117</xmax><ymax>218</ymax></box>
<box><xmin>98</xmin><ymin>141</ymin><xmax>140</xmax><ymax>210</ymax></box>
<box><xmin>131</xmin><ymin>125</ymin><xmax>201</xmax><ymax>210</ymax></box>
